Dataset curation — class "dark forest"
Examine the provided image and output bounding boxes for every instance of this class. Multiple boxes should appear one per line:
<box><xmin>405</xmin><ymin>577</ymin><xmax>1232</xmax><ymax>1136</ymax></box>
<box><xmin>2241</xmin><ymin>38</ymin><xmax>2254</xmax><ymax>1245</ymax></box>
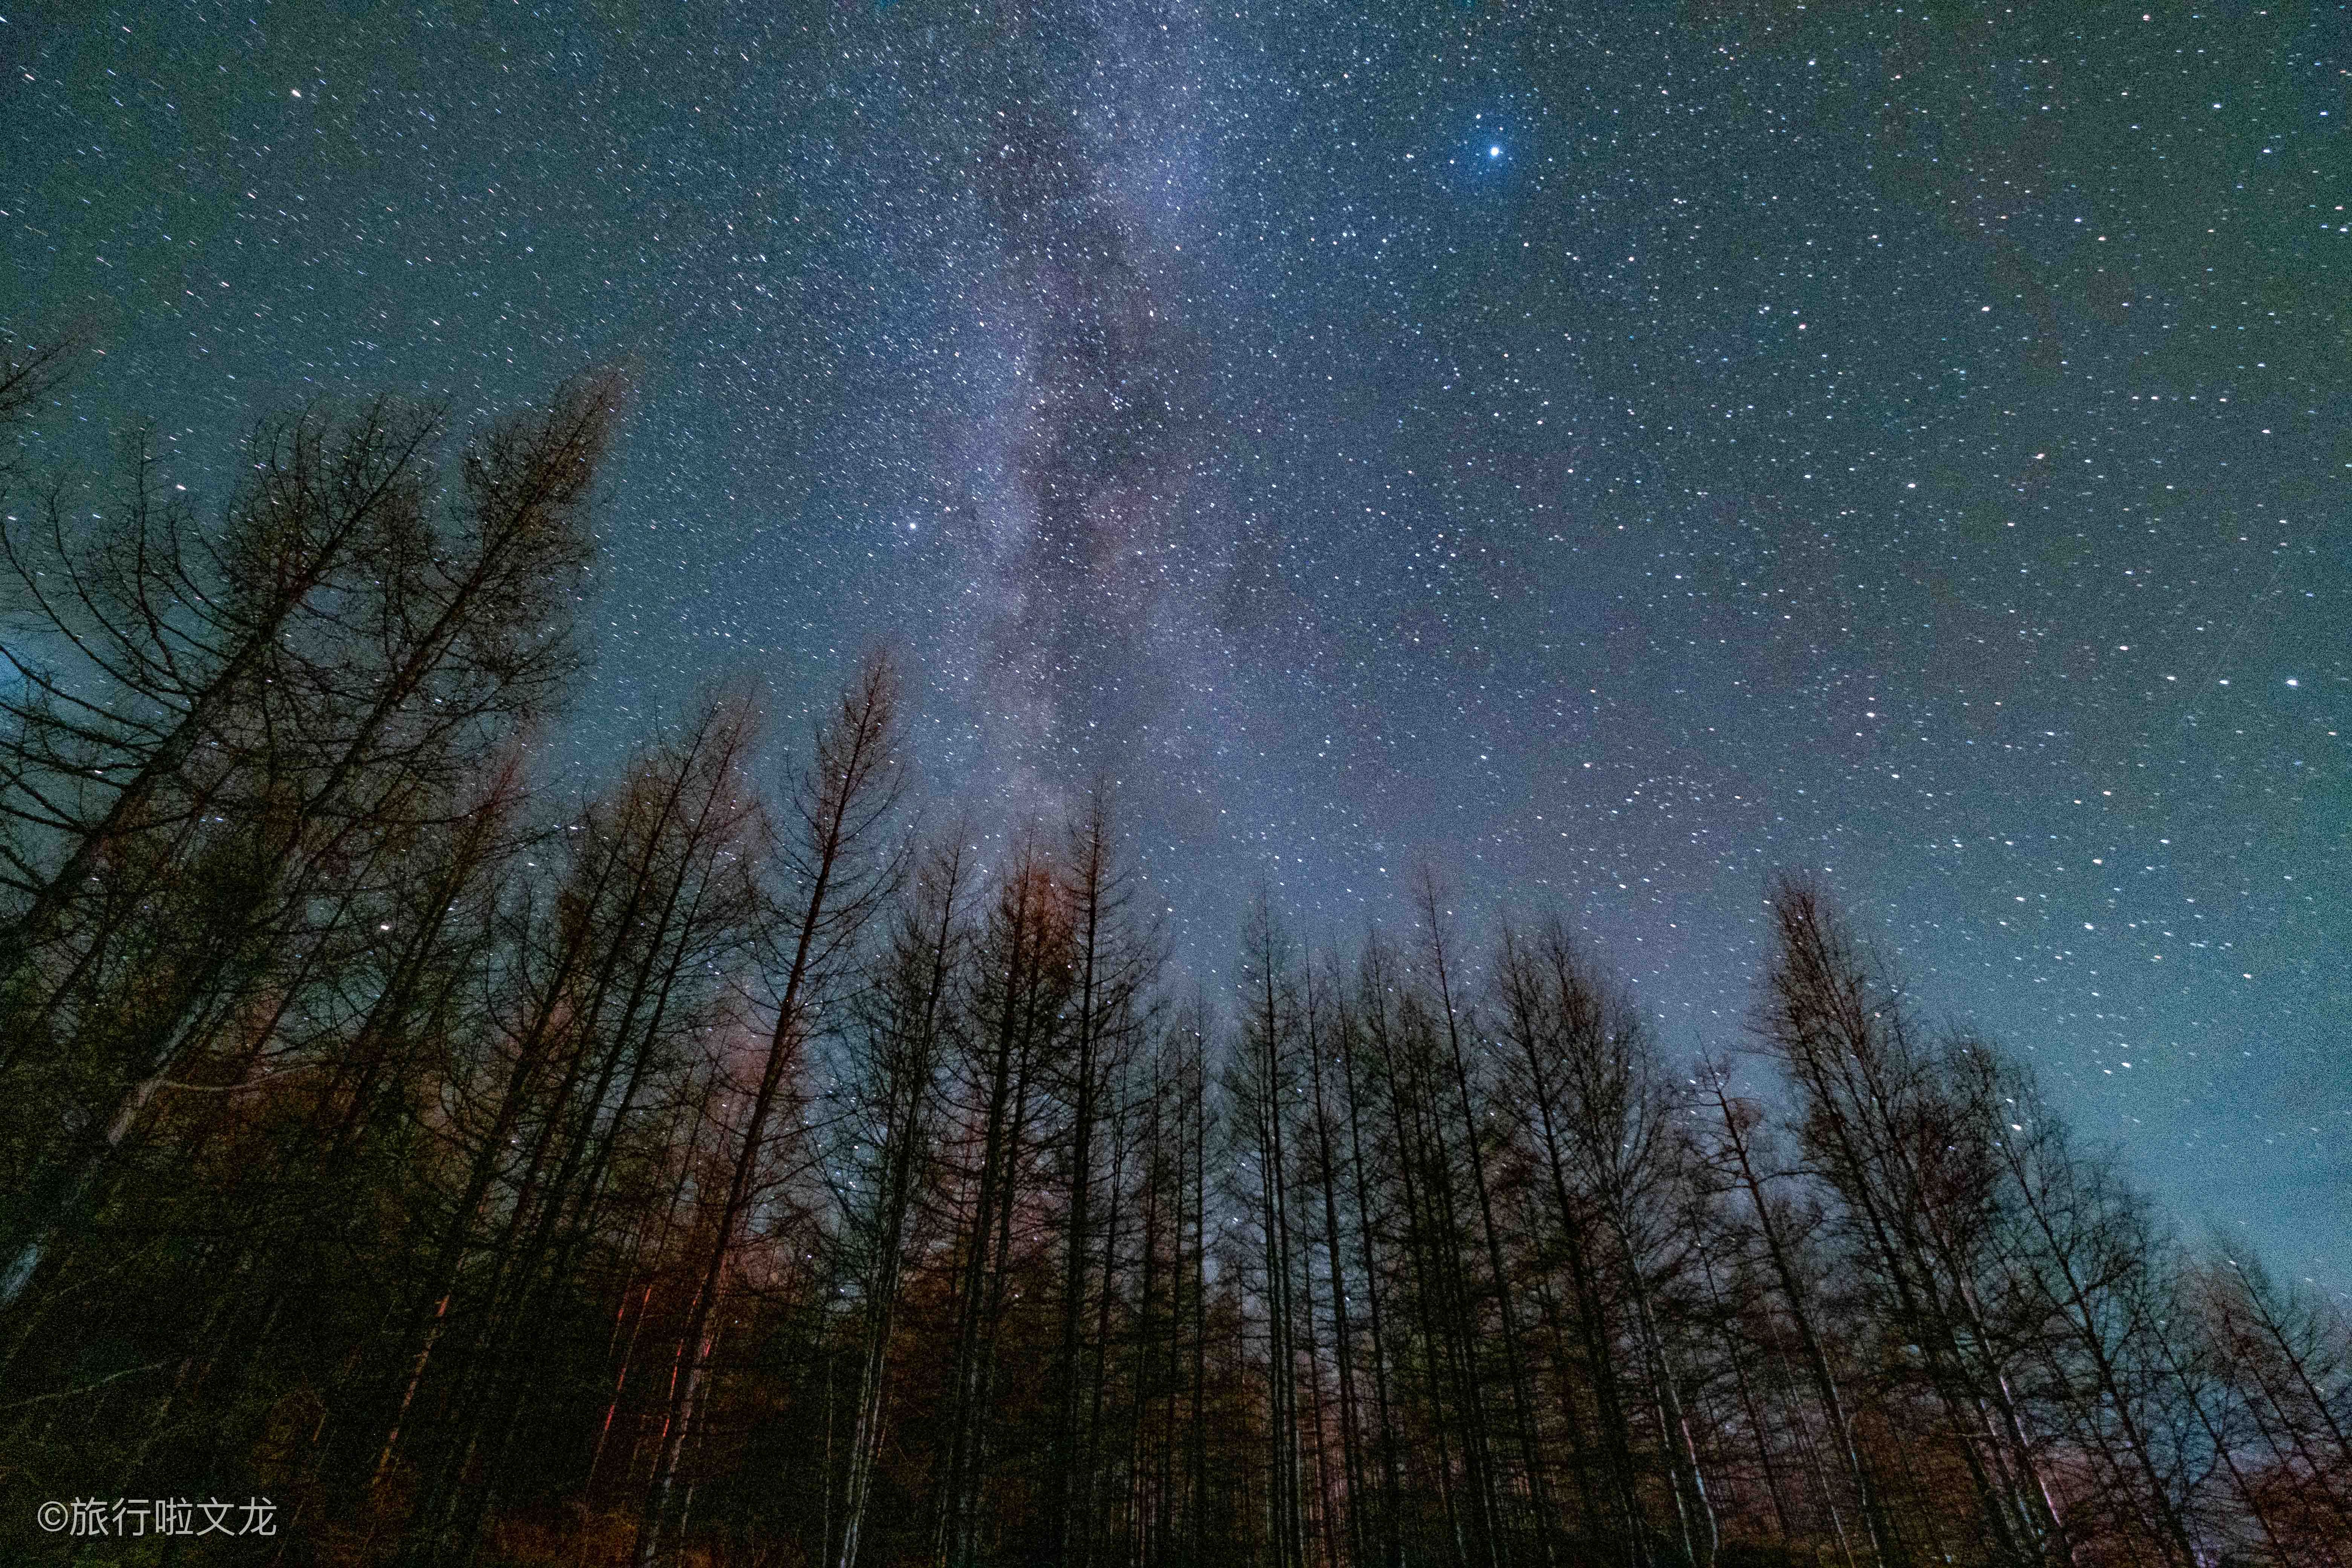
<box><xmin>2</xmin><ymin>343</ymin><xmax>2345</xmax><ymax>1566</ymax></box>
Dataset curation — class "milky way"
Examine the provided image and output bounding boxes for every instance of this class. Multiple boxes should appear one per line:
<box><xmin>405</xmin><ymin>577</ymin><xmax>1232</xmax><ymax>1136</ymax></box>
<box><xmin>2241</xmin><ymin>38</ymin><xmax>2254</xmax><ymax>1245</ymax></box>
<box><xmin>5</xmin><ymin>0</ymin><xmax>2345</xmax><ymax>1283</ymax></box>
<box><xmin>919</xmin><ymin>4</ymin><xmax>1228</xmax><ymax>818</ymax></box>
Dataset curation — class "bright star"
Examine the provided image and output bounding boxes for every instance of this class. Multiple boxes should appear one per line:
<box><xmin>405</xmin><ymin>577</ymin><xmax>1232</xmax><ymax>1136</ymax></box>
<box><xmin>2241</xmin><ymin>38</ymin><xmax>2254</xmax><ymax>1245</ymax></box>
<box><xmin>1489</xmin><ymin>145</ymin><xmax>1502</xmax><ymax>157</ymax></box>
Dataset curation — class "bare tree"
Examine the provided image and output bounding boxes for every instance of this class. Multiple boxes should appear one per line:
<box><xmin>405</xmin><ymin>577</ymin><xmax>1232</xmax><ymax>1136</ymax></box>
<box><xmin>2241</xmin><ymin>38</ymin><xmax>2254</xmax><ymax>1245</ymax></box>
<box><xmin>926</xmin><ymin>832</ymin><xmax>1075</xmax><ymax>1567</ymax></box>
<box><xmin>1231</xmin><ymin>890</ymin><xmax>1311</xmax><ymax>1568</ymax></box>
<box><xmin>1490</xmin><ymin>918</ymin><xmax>1654</xmax><ymax>1566</ymax></box>
<box><xmin>1</xmin><ymin>375</ymin><xmax>615</xmax><ymax>1319</ymax></box>
<box><xmin>396</xmin><ymin>691</ymin><xmax>769</xmax><ymax>1565</ymax></box>
<box><xmin>2185</xmin><ymin>1246</ymin><xmax>2352</xmax><ymax>1559</ymax></box>
<box><xmin>1760</xmin><ymin>875</ymin><xmax>2068</xmax><ymax>1566</ymax></box>
<box><xmin>1043</xmin><ymin>784</ymin><xmax>1162</xmax><ymax>1567</ymax></box>
<box><xmin>1414</xmin><ymin>868</ymin><xmax>1557</xmax><ymax>1568</ymax></box>
<box><xmin>831</xmin><ymin>833</ymin><xmax>973</xmax><ymax>1568</ymax></box>
<box><xmin>636</xmin><ymin>651</ymin><xmax>906</xmax><ymax>1568</ymax></box>
<box><xmin>1696</xmin><ymin>1053</ymin><xmax>1900</xmax><ymax>1568</ymax></box>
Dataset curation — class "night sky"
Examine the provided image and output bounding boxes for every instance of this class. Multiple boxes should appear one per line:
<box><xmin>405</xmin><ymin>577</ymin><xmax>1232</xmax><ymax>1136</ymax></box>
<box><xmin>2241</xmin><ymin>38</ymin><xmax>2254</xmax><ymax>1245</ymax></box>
<box><xmin>6</xmin><ymin>0</ymin><xmax>2346</xmax><ymax>1283</ymax></box>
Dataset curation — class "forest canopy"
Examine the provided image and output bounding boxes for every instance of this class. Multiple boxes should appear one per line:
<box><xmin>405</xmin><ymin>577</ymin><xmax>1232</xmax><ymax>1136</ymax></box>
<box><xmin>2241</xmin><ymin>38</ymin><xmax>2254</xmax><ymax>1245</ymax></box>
<box><xmin>2</xmin><ymin>339</ymin><xmax>2345</xmax><ymax>1567</ymax></box>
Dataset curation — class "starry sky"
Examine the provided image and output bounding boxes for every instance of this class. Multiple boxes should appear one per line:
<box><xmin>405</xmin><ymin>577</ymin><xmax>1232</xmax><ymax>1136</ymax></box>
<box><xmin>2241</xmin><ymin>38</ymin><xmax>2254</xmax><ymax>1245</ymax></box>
<box><xmin>6</xmin><ymin>0</ymin><xmax>2346</xmax><ymax>1283</ymax></box>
